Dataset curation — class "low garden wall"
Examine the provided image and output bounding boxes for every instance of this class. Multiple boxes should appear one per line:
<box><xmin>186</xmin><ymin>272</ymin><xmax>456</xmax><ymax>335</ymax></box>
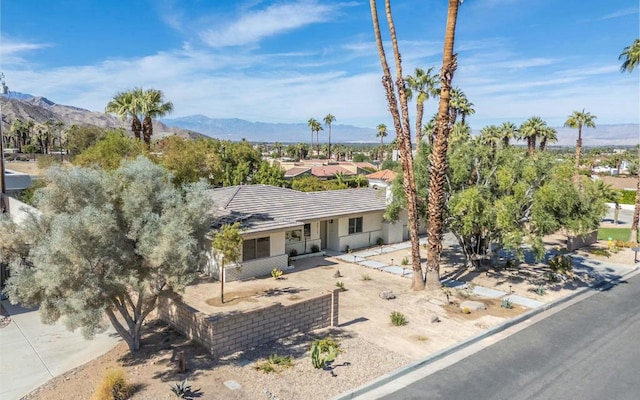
<box><xmin>566</xmin><ymin>230</ymin><xmax>598</xmax><ymax>252</ymax></box>
<box><xmin>157</xmin><ymin>289</ymin><xmax>340</xmax><ymax>357</ymax></box>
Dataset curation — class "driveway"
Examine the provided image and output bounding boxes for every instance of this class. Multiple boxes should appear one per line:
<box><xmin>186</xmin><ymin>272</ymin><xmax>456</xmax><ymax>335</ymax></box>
<box><xmin>0</xmin><ymin>300</ymin><xmax>120</xmax><ymax>400</ymax></box>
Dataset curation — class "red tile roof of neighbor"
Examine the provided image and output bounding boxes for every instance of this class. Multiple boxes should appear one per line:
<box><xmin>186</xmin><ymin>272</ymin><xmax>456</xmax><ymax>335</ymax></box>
<box><xmin>366</xmin><ymin>169</ymin><xmax>397</xmax><ymax>182</ymax></box>
<box><xmin>283</xmin><ymin>167</ymin><xmax>310</xmax><ymax>178</ymax></box>
<box><xmin>311</xmin><ymin>165</ymin><xmax>355</xmax><ymax>178</ymax></box>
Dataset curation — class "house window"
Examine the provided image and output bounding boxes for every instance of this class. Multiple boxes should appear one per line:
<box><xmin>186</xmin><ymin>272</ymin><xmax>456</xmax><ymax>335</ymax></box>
<box><xmin>286</xmin><ymin>229</ymin><xmax>302</xmax><ymax>243</ymax></box>
<box><xmin>243</xmin><ymin>237</ymin><xmax>270</xmax><ymax>261</ymax></box>
<box><xmin>348</xmin><ymin>217</ymin><xmax>363</xmax><ymax>234</ymax></box>
<box><xmin>304</xmin><ymin>223</ymin><xmax>311</xmax><ymax>237</ymax></box>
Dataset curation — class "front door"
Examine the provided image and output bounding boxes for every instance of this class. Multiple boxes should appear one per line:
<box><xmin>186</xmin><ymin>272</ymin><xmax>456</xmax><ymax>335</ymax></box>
<box><xmin>320</xmin><ymin>220</ymin><xmax>328</xmax><ymax>250</ymax></box>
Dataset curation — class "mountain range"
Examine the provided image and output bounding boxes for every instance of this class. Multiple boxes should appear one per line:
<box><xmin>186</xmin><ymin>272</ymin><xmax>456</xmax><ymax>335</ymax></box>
<box><xmin>1</xmin><ymin>92</ymin><xmax>638</xmax><ymax>146</ymax></box>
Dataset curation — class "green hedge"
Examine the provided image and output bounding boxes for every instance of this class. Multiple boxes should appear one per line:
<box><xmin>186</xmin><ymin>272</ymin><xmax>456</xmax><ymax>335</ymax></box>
<box><xmin>619</xmin><ymin>190</ymin><xmax>636</xmax><ymax>205</ymax></box>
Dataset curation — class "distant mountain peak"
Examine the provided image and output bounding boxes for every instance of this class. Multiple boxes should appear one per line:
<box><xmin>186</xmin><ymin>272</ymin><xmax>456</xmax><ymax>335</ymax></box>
<box><xmin>27</xmin><ymin>96</ymin><xmax>56</xmax><ymax>107</ymax></box>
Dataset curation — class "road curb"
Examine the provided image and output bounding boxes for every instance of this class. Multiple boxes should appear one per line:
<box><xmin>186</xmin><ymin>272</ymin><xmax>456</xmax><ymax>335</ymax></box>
<box><xmin>333</xmin><ymin>265</ymin><xmax>640</xmax><ymax>400</ymax></box>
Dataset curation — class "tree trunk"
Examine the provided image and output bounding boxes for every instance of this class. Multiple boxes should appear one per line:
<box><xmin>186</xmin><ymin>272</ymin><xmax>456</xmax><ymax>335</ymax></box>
<box><xmin>415</xmin><ymin>103</ymin><xmax>424</xmax><ymax>151</ymax></box>
<box><xmin>574</xmin><ymin>138</ymin><xmax>583</xmax><ymax>170</ymax></box>
<box><xmin>132</xmin><ymin>116</ymin><xmax>142</xmax><ymax>140</ymax></box>
<box><xmin>143</xmin><ymin>116</ymin><xmax>153</xmax><ymax>149</ymax></box>
<box><xmin>425</xmin><ymin>0</ymin><xmax>460</xmax><ymax>291</ymax></box>
<box><xmin>370</xmin><ymin>0</ymin><xmax>424</xmax><ymax>290</ymax></box>
<box><xmin>328</xmin><ymin>128</ymin><xmax>332</xmax><ymax>160</ymax></box>
<box><xmin>631</xmin><ymin>146</ymin><xmax>640</xmax><ymax>243</ymax></box>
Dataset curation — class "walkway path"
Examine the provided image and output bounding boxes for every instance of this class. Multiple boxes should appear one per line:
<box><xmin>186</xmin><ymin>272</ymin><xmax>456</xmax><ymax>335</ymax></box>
<box><xmin>333</xmin><ymin>239</ymin><xmax>637</xmax><ymax>311</ymax></box>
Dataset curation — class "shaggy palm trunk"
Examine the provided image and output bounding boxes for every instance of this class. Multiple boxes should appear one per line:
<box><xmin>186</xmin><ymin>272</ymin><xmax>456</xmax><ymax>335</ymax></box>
<box><xmin>143</xmin><ymin>116</ymin><xmax>153</xmax><ymax>149</ymax></box>
<box><xmin>631</xmin><ymin>146</ymin><xmax>640</xmax><ymax>243</ymax></box>
<box><xmin>132</xmin><ymin>116</ymin><xmax>142</xmax><ymax>141</ymax></box>
<box><xmin>328</xmin><ymin>127</ymin><xmax>332</xmax><ymax>160</ymax></box>
<box><xmin>574</xmin><ymin>128</ymin><xmax>583</xmax><ymax>170</ymax></box>
<box><xmin>425</xmin><ymin>0</ymin><xmax>460</xmax><ymax>290</ymax></box>
<box><xmin>415</xmin><ymin>102</ymin><xmax>424</xmax><ymax>151</ymax></box>
<box><xmin>539</xmin><ymin>138</ymin><xmax>548</xmax><ymax>152</ymax></box>
<box><xmin>370</xmin><ymin>0</ymin><xmax>424</xmax><ymax>290</ymax></box>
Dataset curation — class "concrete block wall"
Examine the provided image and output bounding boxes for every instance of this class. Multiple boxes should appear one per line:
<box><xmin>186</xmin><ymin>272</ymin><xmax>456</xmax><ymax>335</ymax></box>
<box><xmin>158</xmin><ymin>289</ymin><xmax>340</xmax><ymax>357</ymax></box>
<box><xmin>225</xmin><ymin>253</ymin><xmax>288</xmax><ymax>282</ymax></box>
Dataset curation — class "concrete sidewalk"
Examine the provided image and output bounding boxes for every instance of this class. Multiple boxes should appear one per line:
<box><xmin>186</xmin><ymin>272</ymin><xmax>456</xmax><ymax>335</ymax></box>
<box><xmin>0</xmin><ymin>300</ymin><xmax>120</xmax><ymax>400</ymax></box>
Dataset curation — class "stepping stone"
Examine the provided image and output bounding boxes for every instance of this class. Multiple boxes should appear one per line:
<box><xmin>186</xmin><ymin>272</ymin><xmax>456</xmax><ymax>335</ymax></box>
<box><xmin>381</xmin><ymin>265</ymin><xmax>409</xmax><ymax>276</ymax></box>
<box><xmin>441</xmin><ymin>278</ymin><xmax>467</xmax><ymax>289</ymax></box>
<box><xmin>502</xmin><ymin>295</ymin><xmax>544</xmax><ymax>309</ymax></box>
<box><xmin>473</xmin><ymin>286</ymin><xmax>507</xmax><ymax>298</ymax></box>
<box><xmin>361</xmin><ymin>260</ymin><xmax>387</xmax><ymax>269</ymax></box>
<box><xmin>224</xmin><ymin>380</ymin><xmax>242</xmax><ymax>390</ymax></box>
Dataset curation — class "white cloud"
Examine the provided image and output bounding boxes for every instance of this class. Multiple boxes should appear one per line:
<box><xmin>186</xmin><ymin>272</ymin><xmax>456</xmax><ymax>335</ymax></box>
<box><xmin>0</xmin><ymin>35</ymin><xmax>51</xmax><ymax>65</ymax></box>
<box><xmin>199</xmin><ymin>1</ymin><xmax>338</xmax><ymax>48</ymax></box>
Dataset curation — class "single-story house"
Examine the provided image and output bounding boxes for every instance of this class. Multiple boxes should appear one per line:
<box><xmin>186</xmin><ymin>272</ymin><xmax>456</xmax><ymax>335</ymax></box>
<box><xmin>366</xmin><ymin>169</ymin><xmax>397</xmax><ymax>189</ymax></box>
<box><xmin>205</xmin><ymin>185</ymin><xmax>409</xmax><ymax>281</ymax></box>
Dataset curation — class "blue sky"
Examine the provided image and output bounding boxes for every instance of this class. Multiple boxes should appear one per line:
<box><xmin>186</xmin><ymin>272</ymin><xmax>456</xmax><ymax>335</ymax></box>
<box><xmin>1</xmin><ymin>0</ymin><xmax>638</xmax><ymax>131</ymax></box>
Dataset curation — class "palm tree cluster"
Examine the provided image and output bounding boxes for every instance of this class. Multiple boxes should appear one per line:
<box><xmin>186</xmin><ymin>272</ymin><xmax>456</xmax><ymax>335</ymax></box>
<box><xmin>105</xmin><ymin>88</ymin><xmax>173</xmax><ymax>149</ymax></box>
<box><xmin>307</xmin><ymin>118</ymin><xmax>323</xmax><ymax>158</ymax></box>
<box><xmin>6</xmin><ymin>119</ymin><xmax>66</xmax><ymax>156</ymax></box>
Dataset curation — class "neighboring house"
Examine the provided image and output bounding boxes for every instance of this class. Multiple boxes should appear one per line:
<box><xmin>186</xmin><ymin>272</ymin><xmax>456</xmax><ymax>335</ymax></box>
<box><xmin>206</xmin><ymin>185</ymin><xmax>408</xmax><ymax>282</ymax></box>
<box><xmin>366</xmin><ymin>169</ymin><xmax>398</xmax><ymax>189</ymax></box>
<box><xmin>283</xmin><ymin>166</ymin><xmax>311</xmax><ymax>180</ymax></box>
<box><xmin>279</xmin><ymin>160</ymin><xmax>376</xmax><ymax>181</ymax></box>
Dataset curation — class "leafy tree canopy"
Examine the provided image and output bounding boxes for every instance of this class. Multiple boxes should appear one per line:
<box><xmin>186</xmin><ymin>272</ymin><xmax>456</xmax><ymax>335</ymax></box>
<box><xmin>65</xmin><ymin>125</ymin><xmax>107</xmax><ymax>158</ymax></box>
<box><xmin>73</xmin><ymin>130</ymin><xmax>145</xmax><ymax>170</ymax></box>
<box><xmin>0</xmin><ymin>157</ymin><xmax>212</xmax><ymax>352</ymax></box>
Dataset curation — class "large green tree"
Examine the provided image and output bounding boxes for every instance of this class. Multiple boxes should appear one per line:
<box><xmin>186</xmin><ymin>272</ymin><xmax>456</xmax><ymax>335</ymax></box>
<box><xmin>564</xmin><ymin>109</ymin><xmax>596</xmax><ymax>169</ymax></box>
<box><xmin>0</xmin><ymin>157</ymin><xmax>211</xmax><ymax>352</ymax></box>
<box><xmin>74</xmin><ymin>130</ymin><xmax>145</xmax><ymax>170</ymax></box>
<box><xmin>65</xmin><ymin>125</ymin><xmax>107</xmax><ymax>159</ymax></box>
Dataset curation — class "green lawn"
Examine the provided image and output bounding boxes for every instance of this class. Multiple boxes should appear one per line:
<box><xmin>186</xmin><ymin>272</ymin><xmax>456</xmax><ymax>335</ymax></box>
<box><xmin>597</xmin><ymin>227</ymin><xmax>636</xmax><ymax>241</ymax></box>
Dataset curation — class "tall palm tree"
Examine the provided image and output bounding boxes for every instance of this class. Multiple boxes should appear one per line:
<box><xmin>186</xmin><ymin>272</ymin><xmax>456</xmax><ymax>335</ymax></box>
<box><xmin>478</xmin><ymin>125</ymin><xmax>501</xmax><ymax>150</ymax></box>
<box><xmin>619</xmin><ymin>38</ymin><xmax>640</xmax><ymax>73</ymax></box>
<box><xmin>520</xmin><ymin>116</ymin><xmax>547</xmax><ymax>156</ymax></box>
<box><xmin>538</xmin><ymin>126</ymin><xmax>558</xmax><ymax>151</ymax></box>
<box><xmin>448</xmin><ymin>122</ymin><xmax>471</xmax><ymax>148</ymax></box>
<box><xmin>139</xmin><ymin>88</ymin><xmax>173</xmax><ymax>149</ymax></box>
<box><xmin>376</xmin><ymin>123</ymin><xmax>388</xmax><ymax>161</ymax></box>
<box><xmin>564</xmin><ymin>109</ymin><xmax>596</xmax><ymax>169</ymax></box>
<box><xmin>370</xmin><ymin>0</ymin><xmax>423</xmax><ymax>290</ymax></box>
<box><xmin>498</xmin><ymin>121</ymin><xmax>518</xmax><ymax>147</ymax></box>
<box><xmin>405</xmin><ymin>67</ymin><xmax>439</xmax><ymax>150</ymax></box>
<box><xmin>106</xmin><ymin>89</ymin><xmax>143</xmax><ymax>140</ymax></box>
<box><xmin>423</xmin><ymin>115</ymin><xmax>437</xmax><ymax>146</ymax></box>
<box><xmin>449</xmin><ymin>87</ymin><xmax>474</xmax><ymax>125</ymax></box>
<box><xmin>323</xmin><ymin>114</ymin><xmax>336</xmax><ymax>160</ymax></box>
<box><xmin>9</xmin><ymin>119</ymin><xmax>31</xmax><ymax>153</ymax></box>
<box><xmin>307</xmin><ymin>118</ymin><xmax>323</xmax><ymax>157</ymax></box>
<box><xmin>425</xmin><ymin>0</ymin><xmax>462</xmax><ymax>290</ymax></box>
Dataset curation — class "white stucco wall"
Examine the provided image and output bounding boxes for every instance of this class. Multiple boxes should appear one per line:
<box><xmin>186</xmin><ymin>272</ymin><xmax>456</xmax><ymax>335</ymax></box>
<box><xmin>2</xmin><ymin>194</ymin><xmax>40</xmax><ymax>225</ymax></box>
<box><xmin>336</xmin><ymin>212</ymin><xmax>384</xmax><ymax>252</ymax></box>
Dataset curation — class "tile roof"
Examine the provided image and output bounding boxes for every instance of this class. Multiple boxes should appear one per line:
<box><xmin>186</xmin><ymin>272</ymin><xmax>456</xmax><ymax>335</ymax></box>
<box><xmin>310</xmin><ymin>165</ymin><xmax>354</xmax><ymax>178</ymax></box>
<box><xmin>283</xmin><ymin>167</ymin><xmax>311</xmax><ymax>178</ymax></box>
<box><xmin>366</xmin><ymin>169</ymin><xmax>397</xmax><ymax>182</ymax></box>
<box><xmin>207</xmin><ymin>185</ymin><xmax>387</xmax><ymax>233</ymax></box>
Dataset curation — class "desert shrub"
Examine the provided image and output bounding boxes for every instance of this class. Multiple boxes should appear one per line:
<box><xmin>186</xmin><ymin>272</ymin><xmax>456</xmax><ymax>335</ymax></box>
<box><xmin>548</xmin><ymin>255</ymin><xmax>573</xmax><ymax>275</ymax></box>
<box><xmin>535</xmin><ymin>285</ymin><xmax>546</xmax><ymax>296</ymax></box>
<box><xmin>310</xmin><ymin>340</ymin><xmax>338</xmax><ymax>369</ymax></box>
<box><xmin>501</xmin><ymin>298</ymin><xmax>514</xmax><ymax>309</ymax></box>
<box><xmin>361</xmin><ymin>273</ymin><xmax>372</xmax><ymax>281</ymax></box>
<box><xmin>37</xmin><ymin>154</ymin><xmax>62</xmax><ymax>170</ymax></box>
<box><xmin>376</xmin><ymin>237</ymin><xmax>384</xmax><ymax>246</ymax></box>
<box><xmin>461</xmin><ymin>307</ymin><xmax>471</xmax><ymax>314</ymax></box>
<box><xmin>92</xmin><ymin>368</ymin><xmax>132</xmax><ymax>400</ymax></box>
<box><xmin>271</xmin><ymin>268</ymin><xmax>283</xmax><ymax>280</ymax></box>
<box><xmin>289</xmin><ymin>248</ymin><xmax>298</xmax><ymax>257</ymax></box>
<box><xmin>254</xmin><ymin>354</ymin><xmax>294</xmax><ymax>374</ymax></box>
<box><xmin>335</xmin><ymin>281</ymin><xmax>346</xmax><ymax>291</ymax></box>
<box><xmin>400</xmin><ymin>257</ymin><xmax>409</xmax><ymax>266</ymax></box>
<box><xmin>620</xmin><ymin>190</ymin><xmax>635</xmax><ymax>205</ymax></box>
<box><xmin>311</xmin><ymin>244</ymin><xmax>320</xmax><ymax>253</ymax></box>
<box><xmin>169</xmin><ymin>379</ymin><xmax>191</xmax><ymax>399</ymax></box>
<box><xmin>390</xmin><ymin>311</ymin><xmax>407</xmax><ymax>326</ymax></box>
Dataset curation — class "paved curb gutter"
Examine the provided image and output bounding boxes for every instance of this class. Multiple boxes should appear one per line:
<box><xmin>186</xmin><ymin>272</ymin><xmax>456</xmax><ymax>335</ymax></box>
<box><xmin>333</xmin><ymin>265</ymin><xmax>640</xmax><ymax>400</ymax></box>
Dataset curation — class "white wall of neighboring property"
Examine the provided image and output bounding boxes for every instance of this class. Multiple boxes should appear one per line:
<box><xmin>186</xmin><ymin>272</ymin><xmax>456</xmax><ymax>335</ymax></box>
<box><xmin>2</xmin><ymin>194</ymin><xmax>40</xmax><ymax>225</ymax></box>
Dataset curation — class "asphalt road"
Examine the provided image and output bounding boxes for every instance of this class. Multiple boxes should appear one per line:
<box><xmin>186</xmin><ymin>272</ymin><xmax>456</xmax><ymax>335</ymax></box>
<box><xmin>381</xmin><ymin>273</ymin><xmax>640</xmax><ymax>400</ymax></box>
